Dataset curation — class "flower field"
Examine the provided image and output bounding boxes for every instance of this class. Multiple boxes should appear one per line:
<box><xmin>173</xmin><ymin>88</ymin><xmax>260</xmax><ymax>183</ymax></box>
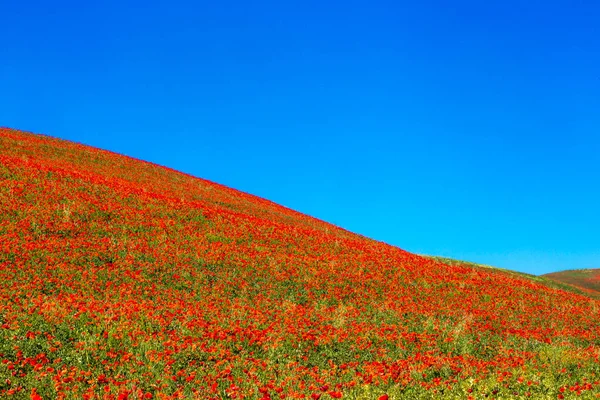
<box><xmin>1</xmin><ymin>127</ymin><xmax>599</xmax><ymax>399</ymax></box>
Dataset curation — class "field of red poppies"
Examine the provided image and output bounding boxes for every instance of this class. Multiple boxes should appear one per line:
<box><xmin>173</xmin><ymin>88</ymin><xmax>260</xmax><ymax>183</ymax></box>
<box><xmin>1</xmin><ymin>127</ymin><xmax>599</xmax><ymax>399</ymax></box>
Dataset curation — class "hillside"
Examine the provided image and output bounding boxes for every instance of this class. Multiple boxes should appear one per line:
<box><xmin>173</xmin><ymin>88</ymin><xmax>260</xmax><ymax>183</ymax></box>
<box><xmin>544</xmin><ymin>269</ymin><xmax>600</xmax><ymax>295</ymax></box>
<box><xmin>1</xmin><ymin>127</ymin><xmax>599</xmax><ymax>399</ymax></box>
<box><xmin>426</xmin><ymin>256</ymin><xmax>600</xmax><ymax>300</ymax></box>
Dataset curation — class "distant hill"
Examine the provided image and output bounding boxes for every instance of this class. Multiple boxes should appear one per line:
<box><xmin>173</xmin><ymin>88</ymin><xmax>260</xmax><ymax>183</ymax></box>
<box><xmin>1</xmin><ymin>127</ymin><xmax>600</xmax><ymax>399</ymax></box>
<box><xmin>425</xmin><ymin>255</ymin><xmax>600</xmax><ymax>299</ymax></box>
<box><xmin>543</xmin><ymin>269</ymin><xmax>600</xmax><ymax>294</ymax></box>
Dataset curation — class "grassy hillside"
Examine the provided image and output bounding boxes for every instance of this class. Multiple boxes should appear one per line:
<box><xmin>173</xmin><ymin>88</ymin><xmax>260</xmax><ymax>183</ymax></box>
<box><xmin>426</xmin><ymin>256</ymin><xmax>600</xmax><ymax>300</ymax></box>
<box><xmin>1</xmin><ymin>127</ymin><xmax>599</xmax><ymax>399</ymax></box>
<box><xmin>544</xmin><ymin>269</ymin><xmax>600</xmax><ymax>295</ymax></box>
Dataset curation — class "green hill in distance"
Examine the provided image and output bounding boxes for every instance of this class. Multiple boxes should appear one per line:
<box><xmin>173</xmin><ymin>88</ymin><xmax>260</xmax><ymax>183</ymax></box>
<box><xmin>543</xmin><ymin>269</ymin><xmax>600</xmax><ymax>295</ymax></box>
<box><xmin>425</xmin><ymin>255</ymin><xmax>600</xmax><ymax>299</ymax></box>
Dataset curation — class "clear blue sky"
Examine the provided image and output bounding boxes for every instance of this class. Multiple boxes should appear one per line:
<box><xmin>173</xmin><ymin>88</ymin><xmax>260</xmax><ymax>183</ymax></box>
<box><xmin>2</xmin><ymin>0</ymin><xmax>599</xmax><ymax>274</ymax></box>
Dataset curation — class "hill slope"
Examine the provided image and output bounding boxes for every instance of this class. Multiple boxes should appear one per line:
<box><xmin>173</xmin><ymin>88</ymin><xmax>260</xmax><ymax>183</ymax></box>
<box><xmin>1</xmin><ymin>127</ymin><xmax>599</xmax><ymax>399</ymax></box>
<box><xmin>426</xmin><ymin>255</ymin><xmax>600</xmax><ymax>300</ymax></box>
<box><xmin>544</xmin><ymin>269</ymin><xmax>600</xmax><ymax>295</ymax></box>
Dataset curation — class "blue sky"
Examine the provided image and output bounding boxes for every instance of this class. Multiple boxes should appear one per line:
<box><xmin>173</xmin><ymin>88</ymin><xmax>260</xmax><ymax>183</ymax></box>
<box><xmin>2</xmin><ymin>0</ymin><xmax>599</xmax><ymax>274</ymax></box>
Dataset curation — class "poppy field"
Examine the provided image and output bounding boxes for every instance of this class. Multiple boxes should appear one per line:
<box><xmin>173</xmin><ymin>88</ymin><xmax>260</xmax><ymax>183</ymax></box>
<box><xmin>1</xmin><ymin>127</ymin><xmax>599</xmax><ymax>399</ymax></box>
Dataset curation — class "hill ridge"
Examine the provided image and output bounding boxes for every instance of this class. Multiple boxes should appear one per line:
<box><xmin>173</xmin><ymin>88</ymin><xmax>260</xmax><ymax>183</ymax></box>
<box><xmin>544</xmin><ymin>268</ymin><xmax>600</xmax><ymax>295</ymax></box>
